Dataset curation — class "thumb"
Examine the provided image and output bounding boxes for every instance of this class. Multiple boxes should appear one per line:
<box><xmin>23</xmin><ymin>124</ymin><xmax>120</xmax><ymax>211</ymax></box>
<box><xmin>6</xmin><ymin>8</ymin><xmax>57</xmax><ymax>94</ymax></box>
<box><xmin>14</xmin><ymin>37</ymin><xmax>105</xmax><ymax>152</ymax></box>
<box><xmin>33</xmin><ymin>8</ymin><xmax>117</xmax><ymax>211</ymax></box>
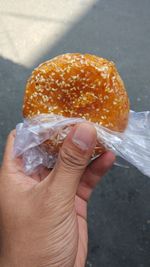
<box><xmin>48</xmin><ymin>123</ymin><xmax>97</xmax><ymax>196</ymax></box>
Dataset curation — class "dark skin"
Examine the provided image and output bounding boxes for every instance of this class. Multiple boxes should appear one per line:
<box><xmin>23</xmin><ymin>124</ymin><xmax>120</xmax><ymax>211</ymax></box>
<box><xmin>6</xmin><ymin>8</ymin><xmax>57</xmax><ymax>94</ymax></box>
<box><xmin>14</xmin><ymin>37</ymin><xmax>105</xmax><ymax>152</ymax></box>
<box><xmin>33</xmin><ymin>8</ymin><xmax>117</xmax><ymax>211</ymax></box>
<box><xmin>0</xmin><ymin>123</ymin><xmax>115</xmax><ymax>267</ymax></box>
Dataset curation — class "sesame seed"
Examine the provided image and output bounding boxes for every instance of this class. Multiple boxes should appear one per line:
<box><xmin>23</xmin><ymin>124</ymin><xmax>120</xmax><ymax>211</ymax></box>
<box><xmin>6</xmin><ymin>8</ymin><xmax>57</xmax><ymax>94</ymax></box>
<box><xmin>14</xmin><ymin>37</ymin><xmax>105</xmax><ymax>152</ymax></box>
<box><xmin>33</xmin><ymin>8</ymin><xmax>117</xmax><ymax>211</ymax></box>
<box><xmin>101</xmin><ymin>115</ymin><xmax>107</xmax><ymax>120</ymax></box>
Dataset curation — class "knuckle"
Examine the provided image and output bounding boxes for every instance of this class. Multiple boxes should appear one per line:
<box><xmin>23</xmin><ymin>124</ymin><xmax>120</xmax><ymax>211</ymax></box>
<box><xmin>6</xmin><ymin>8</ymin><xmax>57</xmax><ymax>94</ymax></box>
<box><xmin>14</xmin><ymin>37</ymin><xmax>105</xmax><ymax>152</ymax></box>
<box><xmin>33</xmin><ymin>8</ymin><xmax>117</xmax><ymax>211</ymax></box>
<box><xmin>59</xmin><ymin>146</ymin><xmax>88</xmax><ymax>170</ymax></box>
<box><xmin>9</xmin><ymin>129</ymin><xmax>16</xmax><ymax>137</ymax></box>
<box><xmin>7</xmin><ymin>129</ymin><xmax>16</xmax><ymax>141</ymax></box>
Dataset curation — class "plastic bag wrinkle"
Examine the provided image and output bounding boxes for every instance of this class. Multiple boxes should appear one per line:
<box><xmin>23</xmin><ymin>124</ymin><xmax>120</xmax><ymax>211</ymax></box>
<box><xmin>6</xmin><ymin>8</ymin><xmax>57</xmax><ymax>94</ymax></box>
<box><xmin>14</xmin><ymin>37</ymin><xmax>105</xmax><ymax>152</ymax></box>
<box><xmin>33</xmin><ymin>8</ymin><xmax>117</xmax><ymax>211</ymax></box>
<box><xmin>14</xmin><ymin>111</ymin><xmax>150</xmax><ymax>177</ymax></box>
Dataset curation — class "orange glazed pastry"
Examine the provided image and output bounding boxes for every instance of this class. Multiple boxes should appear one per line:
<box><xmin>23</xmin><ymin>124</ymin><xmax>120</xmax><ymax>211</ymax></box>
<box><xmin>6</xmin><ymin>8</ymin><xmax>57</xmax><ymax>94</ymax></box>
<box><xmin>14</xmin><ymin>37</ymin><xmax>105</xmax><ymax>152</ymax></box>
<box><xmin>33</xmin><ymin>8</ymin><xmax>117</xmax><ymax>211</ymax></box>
<box><xmin>23</xmin><ymin>53</ymin><xmax>130</xmax><ymax>155</ymax></box>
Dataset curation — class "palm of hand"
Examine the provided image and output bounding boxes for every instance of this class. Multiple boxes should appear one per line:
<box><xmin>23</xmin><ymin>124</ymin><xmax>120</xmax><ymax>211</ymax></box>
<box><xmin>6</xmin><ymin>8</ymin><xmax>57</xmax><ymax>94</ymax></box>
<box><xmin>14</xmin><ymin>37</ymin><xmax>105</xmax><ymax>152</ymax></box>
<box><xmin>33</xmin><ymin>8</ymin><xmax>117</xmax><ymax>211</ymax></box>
<box><xmin>1</xmin><ymin>160</ymin><xmax>88</xmax><ymax>267</ymax></box>
<box><xmin>0</xmin><ymin>131</ymin><xmax>114</xmax><ymax>267</ymax></box>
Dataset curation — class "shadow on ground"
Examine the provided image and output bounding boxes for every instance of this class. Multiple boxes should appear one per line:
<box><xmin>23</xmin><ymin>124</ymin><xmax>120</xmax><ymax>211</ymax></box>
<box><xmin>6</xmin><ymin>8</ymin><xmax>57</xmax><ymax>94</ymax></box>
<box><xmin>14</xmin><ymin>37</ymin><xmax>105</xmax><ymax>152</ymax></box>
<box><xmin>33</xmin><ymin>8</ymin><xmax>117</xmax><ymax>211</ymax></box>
<box><xmin>0</xmin><ymin>0</ymin><xmax>150</xmax><ymax>266</ymax></box>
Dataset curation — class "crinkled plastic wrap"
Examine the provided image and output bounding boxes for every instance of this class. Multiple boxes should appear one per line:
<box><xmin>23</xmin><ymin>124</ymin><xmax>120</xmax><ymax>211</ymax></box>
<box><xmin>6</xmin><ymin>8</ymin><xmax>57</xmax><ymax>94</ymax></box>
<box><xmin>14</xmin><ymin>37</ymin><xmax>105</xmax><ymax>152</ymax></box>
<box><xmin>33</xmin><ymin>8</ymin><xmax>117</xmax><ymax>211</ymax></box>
<box><xmin>14</xmin><ymin>111</ymin><xmax>150</xmax><ymax>177</ymax></box>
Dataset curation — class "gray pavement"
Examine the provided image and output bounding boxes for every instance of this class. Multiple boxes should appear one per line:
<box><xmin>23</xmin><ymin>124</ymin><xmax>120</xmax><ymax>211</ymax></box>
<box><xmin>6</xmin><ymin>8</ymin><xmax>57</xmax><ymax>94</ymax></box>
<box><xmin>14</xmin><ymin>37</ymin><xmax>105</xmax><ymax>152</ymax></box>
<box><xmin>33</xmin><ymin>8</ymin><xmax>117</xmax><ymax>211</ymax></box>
<box><xmin>0</xmin><ymin>0</ymin><xmax>150</xmax><ymax>266</ymax></box>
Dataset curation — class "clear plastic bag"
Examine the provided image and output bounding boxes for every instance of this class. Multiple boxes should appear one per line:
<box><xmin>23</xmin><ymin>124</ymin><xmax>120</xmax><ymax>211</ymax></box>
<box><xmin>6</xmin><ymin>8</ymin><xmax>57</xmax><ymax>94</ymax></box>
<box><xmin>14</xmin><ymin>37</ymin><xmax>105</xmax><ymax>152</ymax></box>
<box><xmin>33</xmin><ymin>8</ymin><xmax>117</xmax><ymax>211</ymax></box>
<box><xmin>14</xmin><ymin>111</ymin><xmax>150</xmax><ymax>177</ymax></box>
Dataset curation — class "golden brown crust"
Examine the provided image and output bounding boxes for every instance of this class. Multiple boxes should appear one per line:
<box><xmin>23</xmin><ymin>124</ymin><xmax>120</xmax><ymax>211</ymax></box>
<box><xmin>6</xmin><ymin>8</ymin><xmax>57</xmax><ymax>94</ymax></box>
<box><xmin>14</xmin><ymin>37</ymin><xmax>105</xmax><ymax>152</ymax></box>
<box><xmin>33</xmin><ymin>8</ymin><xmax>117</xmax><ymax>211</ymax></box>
<box><xmin>23</xmin><ymin>53</ymin><xmax>129</xmax><ymax>131</ymax></box>
<box><xmin>23</xmin><ymin>53</ymin><xmax>130</xmax><ymax>156</ymax></box>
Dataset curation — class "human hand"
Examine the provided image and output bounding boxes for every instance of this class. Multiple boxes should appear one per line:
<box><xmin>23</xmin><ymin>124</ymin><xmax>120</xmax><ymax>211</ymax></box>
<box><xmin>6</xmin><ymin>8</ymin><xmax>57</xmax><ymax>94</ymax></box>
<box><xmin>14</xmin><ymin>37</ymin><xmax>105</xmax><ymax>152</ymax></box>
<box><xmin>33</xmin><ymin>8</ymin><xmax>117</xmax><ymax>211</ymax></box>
<box><xmin>0</xmin><ymin>123</ymin><xmax>115</xmax><ymax>267</ymax></box>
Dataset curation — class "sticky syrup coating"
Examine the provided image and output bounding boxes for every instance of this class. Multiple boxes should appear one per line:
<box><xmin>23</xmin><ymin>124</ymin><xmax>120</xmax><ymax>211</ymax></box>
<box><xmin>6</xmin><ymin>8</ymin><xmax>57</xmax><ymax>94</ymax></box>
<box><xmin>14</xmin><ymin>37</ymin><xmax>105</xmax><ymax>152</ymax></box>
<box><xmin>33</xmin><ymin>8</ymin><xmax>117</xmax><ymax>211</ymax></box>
<box><xmin>23</xmin><ymin>53</ymin><xmax>130</xmax><ymax>155</ymax></box>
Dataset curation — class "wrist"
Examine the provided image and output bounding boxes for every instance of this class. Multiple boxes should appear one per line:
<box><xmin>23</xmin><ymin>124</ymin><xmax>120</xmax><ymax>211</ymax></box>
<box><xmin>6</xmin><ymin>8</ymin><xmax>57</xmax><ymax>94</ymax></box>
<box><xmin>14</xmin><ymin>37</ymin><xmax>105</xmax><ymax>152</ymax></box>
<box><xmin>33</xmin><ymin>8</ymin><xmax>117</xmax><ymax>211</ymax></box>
<box><xmin>0</xmin><ymin>257</ymin><xmax>36</xmax><ymax>267</ymax></box>
<box><xmin>0</xmin><ymin>252</ymin><xmax>36</xmax><ymax>267</ymax></box>
<box><xmin>0</xmin><ymin>257</ymin><xmax>11</xmax><ymax>267</ymax></box>
<box><xmin>0</xmin><ymin>236</ymin><xmax>39</xmax><ymax>267</ymax></box>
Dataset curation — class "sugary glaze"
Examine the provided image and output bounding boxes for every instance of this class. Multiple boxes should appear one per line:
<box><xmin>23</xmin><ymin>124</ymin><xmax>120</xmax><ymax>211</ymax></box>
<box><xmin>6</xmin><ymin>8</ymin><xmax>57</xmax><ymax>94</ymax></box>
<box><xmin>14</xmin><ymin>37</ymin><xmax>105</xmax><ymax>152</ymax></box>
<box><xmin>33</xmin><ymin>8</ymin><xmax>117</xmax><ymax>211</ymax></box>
<box><xmin>23</xmin><ymin>53</ymin><xmax>129</xmax><ymax>131</ymax></box>
<box><xmin>23</xmin><ymin>53</ymin><xmax>130</xmax><ymax>156</ymax></box>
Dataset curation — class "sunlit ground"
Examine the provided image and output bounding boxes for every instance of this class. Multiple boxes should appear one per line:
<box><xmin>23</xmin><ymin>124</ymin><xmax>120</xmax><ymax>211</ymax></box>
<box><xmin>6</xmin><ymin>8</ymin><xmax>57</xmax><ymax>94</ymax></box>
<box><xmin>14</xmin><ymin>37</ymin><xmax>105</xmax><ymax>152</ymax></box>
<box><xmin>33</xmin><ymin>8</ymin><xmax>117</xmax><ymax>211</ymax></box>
<box><xmin>0</xmin><ymin>0</ymin><xmax>96</xmax><ymax>66</ymax></box>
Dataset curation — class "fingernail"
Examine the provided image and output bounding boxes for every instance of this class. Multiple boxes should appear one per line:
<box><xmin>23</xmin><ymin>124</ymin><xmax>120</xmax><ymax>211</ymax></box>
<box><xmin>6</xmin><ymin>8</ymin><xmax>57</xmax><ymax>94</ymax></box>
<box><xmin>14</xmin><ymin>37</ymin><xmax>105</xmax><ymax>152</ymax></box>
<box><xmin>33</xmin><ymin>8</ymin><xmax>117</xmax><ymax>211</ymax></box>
<box><xmin>72</xmin><ymin>123</ymin><xmax>96</xmax><ymax>150</ymax></box>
